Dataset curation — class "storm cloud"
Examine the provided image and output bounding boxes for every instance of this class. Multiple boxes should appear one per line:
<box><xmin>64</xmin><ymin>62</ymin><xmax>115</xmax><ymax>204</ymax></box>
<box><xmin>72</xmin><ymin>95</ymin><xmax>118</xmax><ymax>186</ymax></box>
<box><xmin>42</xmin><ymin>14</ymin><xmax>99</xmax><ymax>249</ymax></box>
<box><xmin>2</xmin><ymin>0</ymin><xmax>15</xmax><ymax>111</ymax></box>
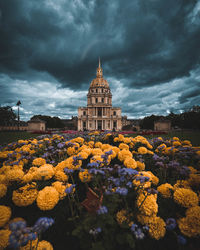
<box><xmin>0</xmin><ymin>0</ymin><xmax>200</xmax><ymax>120</ymax></box>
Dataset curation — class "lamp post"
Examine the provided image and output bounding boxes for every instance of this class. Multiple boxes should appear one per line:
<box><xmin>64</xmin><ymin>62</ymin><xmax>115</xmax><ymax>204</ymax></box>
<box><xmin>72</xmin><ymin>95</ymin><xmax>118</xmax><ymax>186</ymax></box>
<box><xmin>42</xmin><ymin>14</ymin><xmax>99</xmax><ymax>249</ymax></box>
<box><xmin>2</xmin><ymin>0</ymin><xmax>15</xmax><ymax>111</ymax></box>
<box><xmin>16</xmin><ymin>100</ymin><xmax>21</xmax><ymax>131</ymax></box>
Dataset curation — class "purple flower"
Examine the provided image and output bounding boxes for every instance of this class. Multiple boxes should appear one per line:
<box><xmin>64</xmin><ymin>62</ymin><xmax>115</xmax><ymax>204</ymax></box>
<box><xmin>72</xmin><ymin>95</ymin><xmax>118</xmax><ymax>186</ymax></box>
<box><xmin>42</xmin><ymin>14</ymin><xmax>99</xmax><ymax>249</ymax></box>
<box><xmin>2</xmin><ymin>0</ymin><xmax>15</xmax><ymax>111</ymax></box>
<box><xmin>64</xmin><ymin>168</ymin><xmax>74</xmax><ymax>174</ymax></box>
<box><xmin>65</xmin><ymin>184</ymin><xmax>76</xmax><ymax>194</ymax></box>
<box><xmin>177</xmin><ymin>235</ymin><xmax>187</xmax><ymax>245</ymax></box>
<box><xmin>115</xmin><ymin>187</ymin><xmax>128</xmax><ymax>196</ymax></box>
<box><xmin>97</xmin><ymin>206</ymin><xmax>108</xmax><ymax>215</ymax></box>
<box><xmin>57</xmin><ymin>142</ymin><xmax>65</xmax><ymax>149</ymax></box>
<box><xmin>134</xmin><ymin>228</ymin><xmax>145</xmax><ymax>240</ymax></box>
<box><xmin>166</xmin><ymin>218</ymin><xmax>177</xmax><ymax>231</ymax></box>
<box><xmin>33</xmin><ymin>217</ymin><xmax>54</xmax><ymax>234</ymax></box>
<box><xmin>131</xmin><ymin>224</ymin><xmax>138</xmax><ymax>232</ymax></box>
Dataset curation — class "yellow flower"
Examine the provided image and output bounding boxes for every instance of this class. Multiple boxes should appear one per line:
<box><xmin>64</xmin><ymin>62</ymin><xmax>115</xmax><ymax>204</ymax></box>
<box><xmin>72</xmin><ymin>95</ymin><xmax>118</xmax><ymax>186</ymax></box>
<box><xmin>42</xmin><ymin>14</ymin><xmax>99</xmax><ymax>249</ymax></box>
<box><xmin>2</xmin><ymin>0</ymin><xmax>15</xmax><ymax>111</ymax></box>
<box><xmin>136</xmin><ymin>192</ymin><xmax>158</xmax><ymax>216</ymax></box>
<box><xmin>157</xmin><ymin>143</ymin><xmax>167</xmax><ymax>151</ymax></box>
<box><xmin>136</xmin><ymin>214</ymin><xmax>166</xmax><ymax>240</ymax></box>
<box><xmin>32</xmin><ymin>157</ymin><xmax>46</xmax><ymax>166</ymax></box>
<box><xmin>54</xmin><ymin>170</ymin><xmax>68</xmax><ymax>182</ymax></box>
<box><xmin>178</xmin><ymin>207</ymin><xmax>200</xmax><ymax>237</ymax></box>
<box><xmin>116</xmin><ymin>210</ymin><xmax>128</xmax><ymax>225</ymax></box>
<box><xmin>37</xmin><ymin>240</ymin><xmax>54</xmax><ymax>250</ymax></box>
<box><xmin>65</xmin><ymin>156</ymin><xmax>82</xmax><ymax>170</ymax></box>
<box><xmin>91</xmin><ymin>148</ymin><xmax>103</xmax><ymax>155</ymax></box>
<box><xmin>95</xmin><ymin>142</ymin><xmax>103</xmax><ymax>148</ymax></box>
<box><xmin>174</xmin><ymin>188</ymin><xmax>199</xmax><ymax>208</ymax></box>
<box><xmin>157</xmin><ymin>183</ymin><xmax>174</xmax><ymax>198</ymax></box>
<box><xmin>34</xmin><ymin>164</ymin><xmax>55</xmax><ymax>180</ymax></box>
<box><xmin>119</xmin><ymin>143</ymin><xmax>129</xmax><ymax>150</ymax></box>
<box><xmin>188</xmin><ymin>166</ymin><xmax>197</xmax><ymax>174</ymax></box>
<box><xmin>77</xmin><ymin>151</ymin><xmax>89</xmax><ymax>160</ymax></box>
<box><xmin>123</xmin><ymin>137</ymin><xmax>131</xmax><ymax>144</ymax></box>
<box><xmin>52</xmin><ymin>181</ymin><xmax>67</xmax><ymax>200</ymax></box>
<box><xmin>71</xmin><ymin>137</ymin><xmax>84</xmax><ymax>144</ymax></box>
<box><xmin>67</xmin><ymin>147</ymin><xmax>77</xmax><ymax>156</ymax></box>
<box><xmin>5</xmin><ymin>169</ymin><xmax>24</xmax><ymax>182</ymax></box>
<box><xmin>0</xmin><ymin>205</ymin><xmax>11</xmax><ymax>227</ymax></box>
<box><xmin>124</xmin><ymin>157</ymin><xmax>137</xmax><ymax>169</ymax></box>
<box><xmin>148</xmin><ymin>217</ymin><xmax>166</xmax><ymax>240</ymax></box>
<box><xmin>21</xmin><ymin>173</ymin><xmax>34</xmax><ymax>183</ymax></box>
<box><xmin>173</xmin><ymin>137</ymin><xmax>179</xmax><ymax>141</ymax></box>
<box><xmin>12</xmin><ymin>183</ymin><xmax>38</xmax><ymax>207</ymax></box>
<box><xmin>138</xmin><ymin>147</ymin><xmax>148</xmax><ymax>154</ymax></box>
<box><xmin>20</xmin><ymin>239</ymin><xmax>38</xmax><ymax>250</ymax></box>
<box><xmin>118</xmin><ymin>149</ymin><xmax>132</xmax><ymax>162</ymax></box>
<box><xmin>36</xmin><ymin>186</ymin><xmax>59</xmax><ymax>210</ymax></box>
<box><xmin>188</xmin><ymin>173</ymin><xmax>200</xmax><ymax>188</ymax></box>
<box><xmin>173</xmin><ymin>141</ymin><xmax>181</xmax><ymax>147</ymax></box>
<box><xmin>114</xmin><ymin>137</ymin><xmax>119</xmax><ymax>142</ymax></box>
<box><xmin>173</xmin><ymin>180</ymin><xmax>191</xmax><ymax>190</ymax></box>
<box><xmin>79</xmin><ymin>170</ymin><xmax>92</xmax><ymax>183</ymax></box>
<box><xmin>0</xmin><ymin>184</ymin><xmax>7</xmax><ymax>198</ymax></box>
<box><xmin>136</xmin><ymin>161</ymin><xmax>145</xmax><ymax>171</ymax></box>
<box><xmin>146</xmin><ymin>171</ymin><xmax>159</xmax><ymax>185</ymax></box>
<box><xmin>0</xmin><ymin>229</ymin><xmax>11</xmax><ymax>249</ymax></box>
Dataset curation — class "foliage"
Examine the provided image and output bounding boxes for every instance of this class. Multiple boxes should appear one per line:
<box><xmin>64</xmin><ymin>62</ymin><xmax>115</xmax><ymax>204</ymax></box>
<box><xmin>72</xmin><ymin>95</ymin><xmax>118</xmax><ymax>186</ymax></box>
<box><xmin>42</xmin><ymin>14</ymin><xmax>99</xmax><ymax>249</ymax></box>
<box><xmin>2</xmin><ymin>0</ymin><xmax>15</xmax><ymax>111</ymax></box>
<box><xmin>30</xmin><ymin>115</ymin><xmax>65</xmax><ymax>129</ymax></box>
<box><xmin>0</xmin><ymin>106</ymin><xmax>17</xmax><ymax>126</ymax></box>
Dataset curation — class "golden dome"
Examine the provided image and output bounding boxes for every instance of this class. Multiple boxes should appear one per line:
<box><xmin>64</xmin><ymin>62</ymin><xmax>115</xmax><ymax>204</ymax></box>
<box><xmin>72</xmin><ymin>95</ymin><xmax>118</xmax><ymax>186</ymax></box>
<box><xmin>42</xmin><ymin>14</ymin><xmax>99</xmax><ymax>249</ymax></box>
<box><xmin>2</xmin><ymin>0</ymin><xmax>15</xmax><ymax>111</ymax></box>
<box><xmin>90</xmin><ymin>78</ymin><xmax>109</xmax><ymax>88</ymax></box>
<box><xmin>90</xmin><ymin>58</ymin><xmax>110</xmax><ymax>88</ymax></box>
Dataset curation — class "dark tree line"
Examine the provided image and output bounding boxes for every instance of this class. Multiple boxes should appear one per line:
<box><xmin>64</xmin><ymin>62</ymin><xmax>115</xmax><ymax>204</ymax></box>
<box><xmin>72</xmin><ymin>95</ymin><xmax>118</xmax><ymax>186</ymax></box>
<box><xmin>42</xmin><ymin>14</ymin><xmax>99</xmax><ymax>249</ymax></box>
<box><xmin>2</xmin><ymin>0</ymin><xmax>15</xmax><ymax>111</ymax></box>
<box><xmin>140</xmin><ymin>106</ymin><xmax>200</xmax><ymax>130</ymax></box>
<box><xmin>0</xmin><ymin>106</ymin><xmax>17</xmax><ymax>126</ymax></box>
<box><xmin>31</xmin><ymin>115</ymin><xmax>65</xmax><ymax>129</ymax></box>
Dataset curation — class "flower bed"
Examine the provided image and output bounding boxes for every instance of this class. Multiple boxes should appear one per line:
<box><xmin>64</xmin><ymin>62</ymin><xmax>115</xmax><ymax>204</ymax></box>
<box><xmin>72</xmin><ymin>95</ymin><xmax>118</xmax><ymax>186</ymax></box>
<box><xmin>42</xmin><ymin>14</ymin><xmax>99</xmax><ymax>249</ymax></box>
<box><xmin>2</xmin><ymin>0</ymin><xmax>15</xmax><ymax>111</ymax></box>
<box><xmin>0</xmin><ymin>132</ymin><xmax>199</xmax><ymax>249</ymax></box>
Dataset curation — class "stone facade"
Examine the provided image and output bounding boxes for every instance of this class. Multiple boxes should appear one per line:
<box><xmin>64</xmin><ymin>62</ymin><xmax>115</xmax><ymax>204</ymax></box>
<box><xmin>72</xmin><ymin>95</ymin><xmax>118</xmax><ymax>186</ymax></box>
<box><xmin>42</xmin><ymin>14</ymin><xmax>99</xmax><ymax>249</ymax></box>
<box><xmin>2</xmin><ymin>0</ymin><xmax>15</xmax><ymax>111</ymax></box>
<box><xmin>154</xmin><ymin>120</ymin><xmax>171</xmax><ymax>131</ymax></box>
<box><xmin>27</xmin><ymin>118</ymin><xmax>46</xmax><ymax>131</ymax></box>
<box><xmin>78</xmin><ymin>60</ymin><xmax>122</xmax><ymax>131</ymax></box>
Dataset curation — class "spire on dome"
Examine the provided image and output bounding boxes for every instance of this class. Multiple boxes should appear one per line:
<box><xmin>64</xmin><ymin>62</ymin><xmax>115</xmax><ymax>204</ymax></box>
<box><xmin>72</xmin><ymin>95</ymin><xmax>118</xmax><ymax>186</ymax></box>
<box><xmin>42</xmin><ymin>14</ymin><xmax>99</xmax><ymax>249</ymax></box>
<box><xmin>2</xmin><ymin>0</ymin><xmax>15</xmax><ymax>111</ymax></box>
<box><xmin>96</xmin><ymin>57</ymin><xmax>103</xmax><ymax>78</ymax></box>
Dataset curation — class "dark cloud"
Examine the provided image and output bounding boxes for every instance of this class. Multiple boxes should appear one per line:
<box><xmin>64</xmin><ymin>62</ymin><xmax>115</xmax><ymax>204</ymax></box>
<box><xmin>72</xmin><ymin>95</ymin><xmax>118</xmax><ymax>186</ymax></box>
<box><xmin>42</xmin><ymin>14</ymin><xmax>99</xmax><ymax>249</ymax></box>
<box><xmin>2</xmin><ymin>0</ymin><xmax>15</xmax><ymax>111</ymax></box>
<box><xmin>0</xmin><ymin>0</ymin><xmax>200</xmax><ymax>119</ymax></box>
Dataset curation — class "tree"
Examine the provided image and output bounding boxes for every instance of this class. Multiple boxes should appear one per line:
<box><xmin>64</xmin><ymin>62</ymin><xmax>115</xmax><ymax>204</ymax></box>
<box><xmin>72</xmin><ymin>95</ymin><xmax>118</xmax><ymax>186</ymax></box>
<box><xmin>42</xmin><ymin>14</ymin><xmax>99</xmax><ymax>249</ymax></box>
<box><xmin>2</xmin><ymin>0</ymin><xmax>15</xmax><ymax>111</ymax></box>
<box><xmin>30</xmin><ymin>115</ymin><xmax>65</xmax><ymax>129</ymax></box>
<box><xmin>0</xmin><ymin>106</ymin><xmax>17</xmax><ymax>126</ymax></box>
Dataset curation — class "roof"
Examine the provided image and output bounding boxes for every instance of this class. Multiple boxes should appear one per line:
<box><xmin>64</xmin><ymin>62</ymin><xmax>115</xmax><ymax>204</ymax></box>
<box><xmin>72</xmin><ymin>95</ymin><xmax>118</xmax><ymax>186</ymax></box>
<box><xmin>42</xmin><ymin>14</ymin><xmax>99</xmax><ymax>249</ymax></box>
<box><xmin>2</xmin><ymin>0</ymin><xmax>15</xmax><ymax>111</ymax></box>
<box><xmin>28</xmin><ymin>118</ymin><xmax>46</xmax><ymax>123</ymax></box>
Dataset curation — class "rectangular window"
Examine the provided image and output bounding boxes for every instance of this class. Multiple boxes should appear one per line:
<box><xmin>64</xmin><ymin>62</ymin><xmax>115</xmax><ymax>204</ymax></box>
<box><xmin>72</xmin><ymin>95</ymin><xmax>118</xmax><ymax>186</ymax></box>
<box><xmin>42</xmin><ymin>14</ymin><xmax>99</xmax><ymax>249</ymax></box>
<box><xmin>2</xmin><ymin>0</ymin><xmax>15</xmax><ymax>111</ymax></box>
<box><xmin>96</xmin><ymin>98</ymin><xmax>98</xmax><ymax>103</ymax></box>
<box><xmin>102</xmin><ymin>98</ymin><xmax>104</xmax><ymax>103</ymax></box>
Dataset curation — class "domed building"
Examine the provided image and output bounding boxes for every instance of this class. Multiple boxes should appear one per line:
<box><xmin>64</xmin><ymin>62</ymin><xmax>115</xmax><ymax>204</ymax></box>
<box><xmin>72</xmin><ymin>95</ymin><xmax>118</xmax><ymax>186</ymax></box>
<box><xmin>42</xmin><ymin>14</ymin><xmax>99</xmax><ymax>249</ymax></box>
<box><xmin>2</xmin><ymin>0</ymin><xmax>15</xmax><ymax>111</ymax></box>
<box><xmin>78</xmin><ymin>59</ymin><xmax>122</xmax><ymax>131</ymax></box>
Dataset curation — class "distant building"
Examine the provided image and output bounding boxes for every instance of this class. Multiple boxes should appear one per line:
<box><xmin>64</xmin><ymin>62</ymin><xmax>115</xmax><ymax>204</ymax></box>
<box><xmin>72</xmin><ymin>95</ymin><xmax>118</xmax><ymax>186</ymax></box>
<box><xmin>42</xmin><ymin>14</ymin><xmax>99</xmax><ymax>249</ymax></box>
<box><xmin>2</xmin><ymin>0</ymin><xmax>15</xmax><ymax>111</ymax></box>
<box><xmin>122</xmin><ymin>116</ymin><xmax>141</xmax><ymax>131</ymax></box>
<box><xmin>154</xmin><ymin>119</ymin><xmax>171</xmax><ymax>131</ymax></box>
<box><xmin>0</xmin><ymin>121</ymin><xmax>28</xmax><ymax>131</ymax></box>
<box><xmin>27</xmin><ymin>118</ymin><xmax>46</xmax><ymax>131</ymax></box>
<box><xmin>78</xmin><ymin>59</ymin><xmax>122</xmax><ymax>131</ymax></box>
<box><xmin>61</xmin><ymin>116</ymin><xmax>78</xmax><ymax>130</ymax></box>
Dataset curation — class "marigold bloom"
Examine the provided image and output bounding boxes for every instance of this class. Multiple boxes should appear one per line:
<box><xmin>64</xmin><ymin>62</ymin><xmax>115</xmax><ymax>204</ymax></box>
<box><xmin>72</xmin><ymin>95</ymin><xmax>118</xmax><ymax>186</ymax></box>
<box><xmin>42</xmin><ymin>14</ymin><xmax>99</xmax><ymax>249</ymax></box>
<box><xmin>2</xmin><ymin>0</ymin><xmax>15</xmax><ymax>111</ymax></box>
<box><xmin>32</xmin><ymin>157</ymin><xmax>46</xmax><ymax>166</ymax></box>
<box><xmin>34</xmin><ymin>164</ymin><xmax>55</xmax><ymax>180</ymax></box>
<box><xmin>0</xmin><ymin>205</ymin><xmax>11</xmax><ymax>227</ymax></box>
<box><xmin>20</xmin><ymin>239</ymin><xmax>38</xmax><ymax>250</ymax></box>
<box><xmin>178</xmin><ymin>207</ymin><xmax>200</xmax><ymax>237</ymax></box>
<box><xmin>37</xmin><ymin>240</ymin><xmax>54</xmax><ymax>250</ymax></box>
<box><xmin>54</xmin><ymin>170</ymin><xmax>68</xmax><ymax>182</ymax></box>
<box><xmin>148</xmin><ymin>217</ymin><xmax>166</xmax><ymax>240</ymax></box>
<box><xmin>67</xmin><ymin>147</ymin><xmax>76</xmax><ymax>156</ymax></box>
<box><xmin>0</xmin><ymin>229</ymin><xmax>11</xmax><ymax>249</ymax></box>
<box><xmin>118</xmin><ymin>149</ymin><xmax>132</xmax><ymax>162</ymax></box>
<box><xmin>119</xmin><ymin>143</ymin><xmax>129</xmax><ymax>150</ymax></box>
<box><xmin>136</xmin><ymin>161</ymin><xmax>145</xmax><ymax>171</ymax></box>
<box><xmin>157</xmin><ymin>183</ymin><xmax>174</xmax><ymax>198</ymax></box>
<box><xmin>173</xmin><ymin>180</ymin><xmax>191</xmax><ymax>190</ymax></box>
<box><xmin>0</xmin><ymin>184</ymin><xmax>7</xmax><ymax>198</ymax></box>
<box><xmin>65</xmin><ymin>156</ymin><xmax>82</xmax><ymax>170</ymax></box>
<box><xmin>12</xmin><ymin>183</ymin><xmax>38</xmax><ymax>207</ymax></box>
<box><xmin>95</xmin><ymin>142</ymin><xmax>103</xmax><ymax>148</ymax></box>
<box><xmin>174</xmin><ymin>188</ymin><xmax>199</xmax><ymax>208</ymax></box>
<box><xmin>77</xmin><ymin>151</ymin><xmax>89</xmax><ymax>160</ymax></box>
<box><xmin>116</xmin><ymin>209</ymin><xmax>128</xmax><ymax>225</ymax></box>
<box><xmin>188</xmin><ymin>173</ymin><xmax>200</xmax><ymax>188</ymax></box>
<box><xmin>79</xmin><ymin>170</ymin><xmax>92</xmax><ymax>183</ymax></box>
<box><xmin>138</xmin><ymin>147</ymin><xmax>148</xmax><ymax>154</ymax></box>
<box><xmin>136</xmin><ymin>192</ymin><xmax>158</xmax><ymax>216</ymax></box>
<box><xmin>91</xmin><ymin>148</ymin><xmax>103</xmax><ymax>155</ymax></box>
<box><xmin>5</xmin><ymin>169</ymin><xmax>24</xmax><ymax>182</ymax></box>
<box><xmin>124</xmin><ymin>157</ymin><xmax>137</xmax><ymax>169</ymax></box>
<box><xmin>37</xmin><ymin>186</ymin><xmax>59</xmax><ymax>210</ymax></box>
<box><xmin>52</xmin><ymin>181</ymin><xmax>67</xmax><ymax>200</ymax></box>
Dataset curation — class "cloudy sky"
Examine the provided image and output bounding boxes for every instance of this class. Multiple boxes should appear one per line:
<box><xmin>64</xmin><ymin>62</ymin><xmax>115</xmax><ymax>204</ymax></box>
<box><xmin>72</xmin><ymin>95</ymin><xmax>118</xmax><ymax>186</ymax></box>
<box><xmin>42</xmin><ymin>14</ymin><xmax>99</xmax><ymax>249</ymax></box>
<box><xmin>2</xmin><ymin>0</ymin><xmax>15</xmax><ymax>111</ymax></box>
<box><xmin>0</xmin><ymin>0</ymin><xmax>200</xmax><ymax>121</ymax></box>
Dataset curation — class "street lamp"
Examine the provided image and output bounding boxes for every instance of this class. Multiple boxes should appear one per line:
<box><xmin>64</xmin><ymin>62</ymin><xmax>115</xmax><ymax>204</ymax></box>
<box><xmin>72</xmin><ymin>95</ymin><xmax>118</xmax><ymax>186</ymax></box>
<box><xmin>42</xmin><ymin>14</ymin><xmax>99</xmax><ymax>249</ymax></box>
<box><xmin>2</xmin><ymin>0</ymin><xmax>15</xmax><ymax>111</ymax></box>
<box><xmin>16</xmin><ymin>100</ymin><xmax>21</xmax><ymax>131</ymax></box>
